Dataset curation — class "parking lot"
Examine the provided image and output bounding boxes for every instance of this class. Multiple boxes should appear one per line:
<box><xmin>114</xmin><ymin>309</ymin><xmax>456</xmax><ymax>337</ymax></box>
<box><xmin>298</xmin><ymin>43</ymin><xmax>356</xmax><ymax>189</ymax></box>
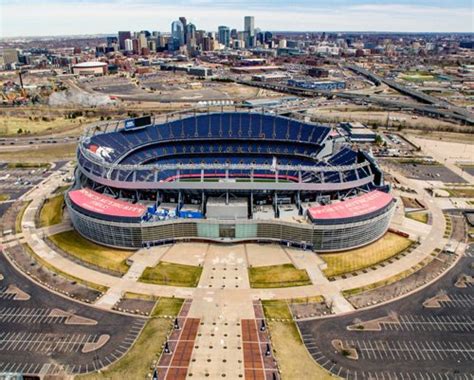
<box><xmin>0</xmin><ymin>252</ymin><xmax>146</xmax><ymax>377</ymax></box>
<box><xmin>399</xmin><ymin>163</ymin><xmax>465</xmax><ymax>183</ymax></box>
<box><xmin>0</xmin><ymin>160</ymin><xmax>70</xmax><ymax>219</ymax></box>
<box><xmin>297</xmin><ymin>250</ymin><xmax>473</xmax><ymax>379</ymax></box>
<box><xmin>0</xmin><ymin>163</ymin><xmax>51</xmax><ymax>205</ymax></box>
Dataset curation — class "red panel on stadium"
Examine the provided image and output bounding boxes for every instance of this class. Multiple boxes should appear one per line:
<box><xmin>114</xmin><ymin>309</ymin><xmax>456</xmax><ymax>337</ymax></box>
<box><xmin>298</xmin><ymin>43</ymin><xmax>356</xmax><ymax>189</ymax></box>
<box><xmin>69</xmin><ymin>188</ymin><xmax>146</xmax><ymax>218</ymax></box>
<box><xmin>308</xmin><ymin>190</ymin><xmax>393</xmax><ymax>220</ymax></box>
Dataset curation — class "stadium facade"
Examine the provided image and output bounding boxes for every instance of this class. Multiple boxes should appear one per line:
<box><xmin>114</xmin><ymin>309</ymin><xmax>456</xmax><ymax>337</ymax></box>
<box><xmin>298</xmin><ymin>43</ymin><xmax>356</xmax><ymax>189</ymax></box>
<box><xmin>67</xmin><ymin>111</ymin><xmax>395</xmax><ymax>251</ymax></box>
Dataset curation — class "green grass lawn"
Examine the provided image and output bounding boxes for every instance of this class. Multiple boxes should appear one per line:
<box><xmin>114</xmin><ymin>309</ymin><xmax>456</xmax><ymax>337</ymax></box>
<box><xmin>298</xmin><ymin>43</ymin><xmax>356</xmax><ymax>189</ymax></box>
<box><xmin>152</xmin><ymin>297</ymin><xmax>185</xmax><ymax>317</ymax></box>
<box><xmin>321</xmin><ymin>232</ymin><xmax>413</xmax><ymax>278</ymax></box>
<box><xmin>443</xmin><ymin>187</ymin><xmax>474</xmax><ymax>198</ymax></box>
<box><xmin>261</xmin><ymin>298</ymin><xmax>337</xmax><ymax>379</ymax></box>
<box><xmin>266</xmin><ymin>319</ymin><xmax>338</xmax><ymax>379</ymax></box>
<box><xmin>139</xmin><ymin>262</ymin><xmax>202</xmax><ymax>287</ymax></box>
<box><xmin>249</xmin><ymin>264</ymin><xmax>311</xmax><ymax>288</ymax></box>
<box><xmin>406</xmin><ymin>212</ymin><xmax>429</xmax><ymax>224</ymax></box>
<box><xmin>39</xmin><ymin>194</ymin><xmax>64</xmax><ymax>227</ymax></box>
<box><xmin>400</xmin><ymin>72</ymin><xmax>435</xmax><ymax>82</ymax></box>
<box><xmin>262</xmin><ymin>300</ymin><xmax>293</xmax><ymax>319</ymax></box>
<box><xmin>48</xmin><ymin>231</ymin><xmax>133</xmax><ymax>274</ymax></box>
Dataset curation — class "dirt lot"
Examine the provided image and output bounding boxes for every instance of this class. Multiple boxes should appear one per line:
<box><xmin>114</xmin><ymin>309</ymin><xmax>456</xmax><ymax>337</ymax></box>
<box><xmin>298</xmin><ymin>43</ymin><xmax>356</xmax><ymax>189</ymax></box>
<box><xmin>307</xmin><ymin>108</ymin><xmax>469</xmax><ymax>133</ymax></box>
<box><xmin>0</xmin><ymin>143</ymin><xmax>76</xmax><ymax>161</ymax></box>
<box><xmin>0</xmin><ymin>115</ymin><xmax>89</xmax><ymax>136</ymax></box>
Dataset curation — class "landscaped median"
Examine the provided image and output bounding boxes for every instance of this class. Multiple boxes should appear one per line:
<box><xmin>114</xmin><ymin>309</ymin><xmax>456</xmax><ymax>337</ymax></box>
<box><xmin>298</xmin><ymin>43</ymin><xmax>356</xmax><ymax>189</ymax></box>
<box><xmin>139</xmin><ymin>262</ymin><xmax>202</xmax><ymax>287</ymax></box>
<box><xmin>39</xmin><ymin>194</ymin><xmax>64</xmax><ymax>227</ymax></box>
<box><xmin>47</xmin><ymin>230</ymin><xmax>133</xmax><ymax>275</ymax></box>
<box><xmin>320</xmin><ymin>232</ymin><xmax>413</xmax><ymax>278</ymax></box>
<box><xmin>261</xmin><ymin>300</ymin><xmax>338</xmax><ymax>380</ymax></box>
<box><xmin>442</xmin><ymin>187</ymin><xmax>474</xmax><ymax>198</ymax></box>
<box><xmin>405</xmin><ymin>211</ymin><xmax>429</xmax><ymax>224</ymax></box>
<box><xmin>248</xmin><ymin>263</ymin><xmax>312</xmax><ymax>288</ymax></box>
<box><xmin>79</xmin><ymin>297</ymin><xmax>183</xmax><ymax>380</ymax></box>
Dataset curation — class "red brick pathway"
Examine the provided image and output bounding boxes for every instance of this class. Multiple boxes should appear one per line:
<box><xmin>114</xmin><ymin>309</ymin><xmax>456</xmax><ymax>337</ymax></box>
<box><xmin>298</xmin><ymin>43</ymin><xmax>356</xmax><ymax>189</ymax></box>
<box><xmin>156</xmin><ymin>300</ymin><xmax>200</xmax><ymax>380</ymax></box>
<box><xmin>241</xmin><ymin>301</ymin><xmax>280</xmax><ymax>380</ymax></box>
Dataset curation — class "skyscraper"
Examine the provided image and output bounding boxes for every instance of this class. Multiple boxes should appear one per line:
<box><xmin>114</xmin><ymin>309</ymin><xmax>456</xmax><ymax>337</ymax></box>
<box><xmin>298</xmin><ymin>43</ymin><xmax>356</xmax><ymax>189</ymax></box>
<box><xmin>264</xmin><ymin>31</ymin><xmax>273</xmax><ymax>44</ymax></box>
<box><xmin>244</xmin><ymin>16</ymin><xmax>255</xmax><ymax>48</ymax></box>
<box><xmin>179</xmin><ymin>17</ymin><xmax>188</xmax><ymax>44</ymax></box>
<box><xmin>186</xmin><ymin>23</ymin><xmax>196</xmax><ymax>44</ymax></box>
<box><xmin>118</xmin><ymin>31</ymin><xmax>131</xmax><ymax>50</ymax></box>
<box><xmin>138</xmin><ymin>32</ymin><xmax>147</xmax><ymax>50</ymax></box>
<box><xmin>124</xmin><ymin>39</ymin><xmax>133</xmax><ymax>52</ymax></box>
<box><xmin>218</xmin><ymin>26</ymin><xmax>231</xmax><ymax>47</ymax></box>
<box><xmin>171</xmin><ymin>20</ymin><xmax>185</xmax><ymax>51</ymax></box>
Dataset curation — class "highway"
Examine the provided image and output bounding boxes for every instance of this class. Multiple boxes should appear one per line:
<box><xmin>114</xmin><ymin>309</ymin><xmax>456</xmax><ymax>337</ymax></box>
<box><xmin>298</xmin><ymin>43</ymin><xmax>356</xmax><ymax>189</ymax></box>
<box><xmin>345</xmin><ymin>64</ymin><xmax>474</xmax><ymax>123</ymax></box>
<box><xmin>233</xmin><ymin>76</ymin><xmax>474</xmax><ymax>126</ymax></box>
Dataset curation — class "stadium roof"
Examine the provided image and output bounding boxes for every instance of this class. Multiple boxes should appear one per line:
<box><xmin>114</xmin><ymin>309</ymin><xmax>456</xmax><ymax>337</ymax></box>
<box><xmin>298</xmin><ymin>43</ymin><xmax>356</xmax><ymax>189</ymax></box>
<box><xmin>308</xmin><ymin>190</ymin><xmax>393</xmax><ymax>221</ymax></box>
<box><xmin>69</xmin><ymin>188</ymin><xmax>146</xmax><ymax>218</ymax></box>
<box><xmin>73</xmin><ymin>61</ymin><xmax>107</xmax><ymax>68</ymax></box>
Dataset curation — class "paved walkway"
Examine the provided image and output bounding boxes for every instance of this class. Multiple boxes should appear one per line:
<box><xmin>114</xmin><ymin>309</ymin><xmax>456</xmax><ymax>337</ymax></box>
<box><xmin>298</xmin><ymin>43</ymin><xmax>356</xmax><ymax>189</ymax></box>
<box><xmin>286</xmin><ymin>248</ymin><xmax>354</xmax><ymax>313</ymax></box>
<box><xmin>186</xmin><ymin>246</ymin><xmax>254</xmax><ymax>379</ymax></box>
<box><xmin>36</xmin><ymin>222</ymin><xmax>73</xmax><ymax>237</ymax></box>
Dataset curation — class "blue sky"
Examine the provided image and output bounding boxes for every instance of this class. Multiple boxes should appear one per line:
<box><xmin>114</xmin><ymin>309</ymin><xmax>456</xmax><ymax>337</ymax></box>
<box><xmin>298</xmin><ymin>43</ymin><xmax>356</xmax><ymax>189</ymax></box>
<box><xmin>0</xmin><ymin>0</ymin><xmax>473</xmax><ymax>37</ymax></box>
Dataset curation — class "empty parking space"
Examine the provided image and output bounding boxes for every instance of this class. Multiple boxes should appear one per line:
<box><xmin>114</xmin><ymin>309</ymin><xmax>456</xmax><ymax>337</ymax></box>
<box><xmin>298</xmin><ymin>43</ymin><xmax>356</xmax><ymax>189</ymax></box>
<box><xmin>0</xmin><ymin>332</ymin><xmax>99</xmax><ymax>353</ymax></box>
<box><xmin>0</xmin><ymin>287</ymin><xmax>15</xmax><ymax>301</ymax></box>
<box><xmin>0</xmin><ymin>307</ymin><xmax>68</xmax><ymax>324</ymax></box>
<box><xmin>381</xmin><ymin>314</ymin><xmax>473</xmax><ymax>332</ymax></box>
<box><xmin>350</xmin><ymin>339</ymin><xmax>473</xmax><ymax>362</ymax></box>
<box><xmin>439</xmin><ymin>293</ymin><xmax>474</xmax><ymax>307</ymax></box>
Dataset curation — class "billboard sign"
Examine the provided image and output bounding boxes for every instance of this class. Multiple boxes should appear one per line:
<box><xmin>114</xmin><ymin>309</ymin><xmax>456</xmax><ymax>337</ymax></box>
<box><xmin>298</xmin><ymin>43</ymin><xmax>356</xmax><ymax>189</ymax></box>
<box><xmin>124</xmin><ymin>115</ymin><xmax>152</xmax><ymax>131</ymax></box>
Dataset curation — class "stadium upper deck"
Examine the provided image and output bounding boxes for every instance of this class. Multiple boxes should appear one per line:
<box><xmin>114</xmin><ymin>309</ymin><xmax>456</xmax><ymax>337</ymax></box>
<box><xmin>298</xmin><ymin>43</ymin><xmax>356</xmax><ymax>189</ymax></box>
<box><xmin>77</xmin><ymin>111</ymin><xmax>385</xmax><ymax>195</ymax></box>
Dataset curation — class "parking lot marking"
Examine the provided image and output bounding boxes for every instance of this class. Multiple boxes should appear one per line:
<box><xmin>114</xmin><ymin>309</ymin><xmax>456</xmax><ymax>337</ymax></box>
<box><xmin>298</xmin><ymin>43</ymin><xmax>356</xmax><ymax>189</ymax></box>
<box><xmin>351</xmin><ymin>339</ymin><xmax>474</xmax><ymax>362</ymax></box>
<box><xmin>394</xmin><ymin>314</ymin><xmax>472</xmax><ymax>332</ymax></box>
<box><xmin>0</xmin><ymin>307</ymin><xmax>68</xmax><ymax>324</ymax></box>
<box><xmin>441</xmin><ymin>293</ymin><xmax>474</xmax><ymax>308</ymax></box>
<box><xmin>0</xmin><ymin>332</ymin><xmax>98</xmax><ymax>353</ymax></box>
<box><xmin>0</xmin><ymin>287</ymin><xmax>16</xmax><ymax>301</ymax></box>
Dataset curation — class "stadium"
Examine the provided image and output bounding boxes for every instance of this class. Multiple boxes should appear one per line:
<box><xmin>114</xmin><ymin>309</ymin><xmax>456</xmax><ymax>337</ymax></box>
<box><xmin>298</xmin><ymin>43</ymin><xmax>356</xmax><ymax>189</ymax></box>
<box><xmin>66</xmin><ymin>111</ymin><xmax>396</xmax><ymax>251</ymax></box>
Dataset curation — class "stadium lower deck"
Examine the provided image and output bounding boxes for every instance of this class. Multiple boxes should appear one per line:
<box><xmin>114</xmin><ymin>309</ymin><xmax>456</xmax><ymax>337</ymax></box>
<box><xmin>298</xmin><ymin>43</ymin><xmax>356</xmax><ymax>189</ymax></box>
<box><xmin>67</xmin><ymin>112</ymin><xmax>395</xmax><ymax>251</ymax></box>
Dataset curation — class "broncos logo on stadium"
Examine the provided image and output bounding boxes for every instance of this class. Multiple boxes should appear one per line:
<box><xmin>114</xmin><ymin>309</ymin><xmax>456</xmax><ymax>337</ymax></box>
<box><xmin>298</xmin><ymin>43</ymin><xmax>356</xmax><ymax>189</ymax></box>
<box><xmin>88</xmin><ymin>144</ymin><xmax>115</xmax><ymax>161</ymax></box>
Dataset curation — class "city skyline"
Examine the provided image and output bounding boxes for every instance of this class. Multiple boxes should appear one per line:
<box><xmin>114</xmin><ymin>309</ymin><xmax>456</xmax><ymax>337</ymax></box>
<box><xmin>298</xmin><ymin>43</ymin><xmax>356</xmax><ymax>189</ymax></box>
<box><xmin>1</xmin><ymin>0</ymin><xmax>473</xmax><ymax>38</ymax></box>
